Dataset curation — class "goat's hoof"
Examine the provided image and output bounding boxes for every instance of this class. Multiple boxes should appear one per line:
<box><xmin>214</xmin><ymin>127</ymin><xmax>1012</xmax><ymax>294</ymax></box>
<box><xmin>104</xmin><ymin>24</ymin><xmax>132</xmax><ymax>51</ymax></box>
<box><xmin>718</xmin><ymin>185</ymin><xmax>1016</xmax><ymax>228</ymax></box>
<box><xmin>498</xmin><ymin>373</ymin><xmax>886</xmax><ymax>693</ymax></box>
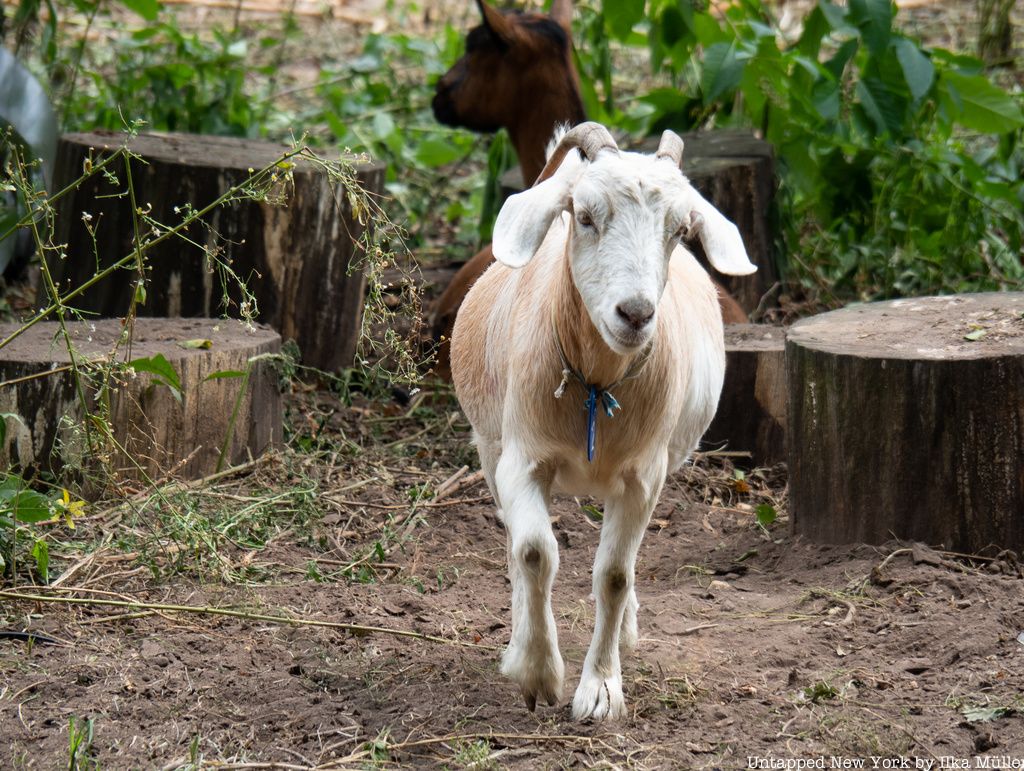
<box><xmin>502</xmin><ymin>642</ymin><xmax>564</xmax><ymax>712</ymax></box>
<box><xmin>522</xmin><ymin>688</ymin><xmax>559</xmax><ymax>712</ymax></box>
<box><xmin>572</xmin><ymin>674</ymin><xmax>626</xmax><ymax>722</ymax></box>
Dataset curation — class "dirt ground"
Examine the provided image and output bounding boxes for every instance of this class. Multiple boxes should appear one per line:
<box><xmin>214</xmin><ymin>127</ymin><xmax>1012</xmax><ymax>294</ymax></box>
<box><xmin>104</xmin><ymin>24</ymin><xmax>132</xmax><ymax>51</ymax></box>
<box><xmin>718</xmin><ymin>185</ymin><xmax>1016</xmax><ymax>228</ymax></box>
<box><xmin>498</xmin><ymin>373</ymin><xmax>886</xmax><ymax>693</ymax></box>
<box><xmin>2</xmin><ymin>407</ymin><xmax>1023</xmax><ymax>768</ymax></box>
<box><xmin>3</xmin><ymin>0</ymin><xmax>1023</xmax><ymax>768</ymax></box>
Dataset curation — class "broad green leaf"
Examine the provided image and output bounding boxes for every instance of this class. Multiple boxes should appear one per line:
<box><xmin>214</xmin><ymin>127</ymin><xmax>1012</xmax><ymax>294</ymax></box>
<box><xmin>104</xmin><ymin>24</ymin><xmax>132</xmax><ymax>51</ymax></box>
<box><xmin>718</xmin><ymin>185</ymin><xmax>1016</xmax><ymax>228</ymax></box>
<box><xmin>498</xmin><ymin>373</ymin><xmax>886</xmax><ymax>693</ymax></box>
<box><xmin>604</xmin><ymin>0</ymin><xmax>645</xmax><ymax>41</ymax></box>
<box><xmin>894</xmin><ymin>38</ymin><xmax>934</xmax><ymax>102</ymax></box>
<box><xmin>657</xmin><ymin>3</ymin><xmax>692</xmax><ymax>46</ymax></box>
<box><xmin>119</xmin><ymin>0</ymin><xmax>161</xmax><ymax>21</ymax></box>
<box><xmin>812</xmin><ymin>79</ymin><xmax>841</xmax><ymax>121</ymax></box>
<box><xmin>8</xmin><ymin>489</ymin><xmax>53</xmax><ymax>523</ymax></box>
<box><xmin>856</xmin><ymin>76</ymin><xmax>906</xmax><ymax>136</ymax></box>
<box><xmin>131</xmin><ymin>353</ymin><xmax>183</xmax><ymax>403</ymax></box>
<box><xmin>848</xmin><ymin>0</ymin><xmax>892</xmax><ymax>54</ymax></box>
<box><xmin>701</xmin><ymin>42</ymin><xmax>744</xmax><ymax>106</ymax></box>
<box><xmin>964</xmin><ymin>328</ymin><xmax>987</xmax><ymax>341</ymax></box>
<box><xmin>940</xmin><ymin>71</ymin><xmax>1024</xmax><ymax>134</ymax></box>
<box><xmin>798</xmin><ymin>6</ymin><xmax>831</xmax><ymax>58</ymax></box>
<box><xmin>413</xmin><ymin>138</ymin><xmax>464</xmax><ymax>168</ymax></box>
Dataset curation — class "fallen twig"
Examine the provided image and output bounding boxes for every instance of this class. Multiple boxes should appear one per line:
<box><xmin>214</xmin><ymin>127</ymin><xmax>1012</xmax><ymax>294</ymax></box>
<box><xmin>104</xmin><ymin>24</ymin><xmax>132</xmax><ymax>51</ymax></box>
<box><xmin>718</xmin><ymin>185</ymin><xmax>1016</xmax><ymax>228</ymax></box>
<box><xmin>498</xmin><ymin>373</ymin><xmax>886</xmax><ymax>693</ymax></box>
<box><xmin>433</xmin><ymin>465</ymin><xmax>469</xmax><ymax>501</ymax></box>
<box><xmin>320</xmin><ymin>730</ymin><xmax>628</xmax><ymax>768</ymax></box>
<box><xmin>681</xmin><ymin>622</ymin><xmax>718</xmax><ymax>635</ymax></box>
<box><xmin>0</xmin><ymin>589</ymin><xmax>495</xmax><ymax>651</ymax></box>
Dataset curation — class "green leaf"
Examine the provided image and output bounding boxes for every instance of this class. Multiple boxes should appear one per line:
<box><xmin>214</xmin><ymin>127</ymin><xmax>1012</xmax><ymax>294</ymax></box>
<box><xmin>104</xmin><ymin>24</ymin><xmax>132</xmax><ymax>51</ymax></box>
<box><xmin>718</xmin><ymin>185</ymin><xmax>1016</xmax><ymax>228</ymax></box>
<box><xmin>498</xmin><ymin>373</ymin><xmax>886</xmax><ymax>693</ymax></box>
<box><xmin>203</xmin><ymin>369</ymin><xmax>246</xmax><ymax>381</ymax></box>
<box><xmin>856</xmin><ymin>76</ymin><xmax>906</xmax><ymax>136</ymax></box>
<box><xmin>8</xmin><ymin>490</ymin><xmax>53</xmax><ymax>523</ymax></box>
<box><xmin>581</xmin><ymin>504</ymin><xmax>603</xmax><ymax>522</ymax></box>
<box><xmin>893</xmin><ymin>38</ymin><xmax>934</xmax><ymax>102</ymax></box>
<box><xmin>31</xmin><ymin>538</ymin><xmax>49</xmax><ymax>582</ymax></box>
<box><xmin>848</xmin><ymin>0</ymin><xmax>892</xmax><ymax>54</ymax></box>
<box><xmin>824</xmin><ymin>38</ymin><xmax>859</xmax><ymax>81</ymax></box>
<box><xmin>131</xmin><ymin>353</ymin><xmax>183</xmax><ymax>403</ymax></box>
<box><xmin>817</xmin><ymin>1</ymin><xmax>856</xmax><ymax>35</ymax></box>
<box><xmin>178</xmin><ymin>338</ymin><xmax>212</xmax><ymax>350</ymax></box>
<box><xmin>797</xmin><ymin>6</ymin><xmax>831</xmax><ymax>58</ymax></box>
<box><xmin>961</xmin><ymin>705</ymin><xmax>1014</xmax><ymax>723</ymax></box>
<box><xmin>412</xmin><ymin>138</ymin><xmax>464</xmax><ymax>168</ymax></box>
<box><xmin>964</xmin><ymin>328</ymin><xmax>987</xmax><ymax>341</ymax></box>
<box><xmin>119</xmin><ymin>0</ymin><xmax>160</xmax><ymax>20</ymax></box>
<box><xmin>756</xmin><ymin>504</ymin><xmax>778</xmax><ymax>528</ymax></box>
<box><xmin>940</xmin><ymin>71</ymin><xmax>1024</xmax><ymax>134</ymax></box>
<box><xmin>701</xmin><ymin>42</ymin><xmax>744</xmax><ymax>106</ymax></box>
<box><xmin>604</xmin><ymin>0</ymin><xmax>645</xmax><ymax>41</ymax></box>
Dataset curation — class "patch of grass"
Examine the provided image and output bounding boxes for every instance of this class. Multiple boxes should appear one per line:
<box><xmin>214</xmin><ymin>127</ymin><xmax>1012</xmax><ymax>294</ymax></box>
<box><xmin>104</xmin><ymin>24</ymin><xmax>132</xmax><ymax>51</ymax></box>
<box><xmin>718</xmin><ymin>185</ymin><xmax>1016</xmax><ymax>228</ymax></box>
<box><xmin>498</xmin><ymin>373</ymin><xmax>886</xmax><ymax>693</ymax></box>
<box><xmin>67</xmin><ymin>715</ymin><xmax>99</xmax><ymax>771</ymax></box>
<box><xmin>447</xmin><ymin>738</ymin><xmax>497</xmax><ymax>770</ymax></box>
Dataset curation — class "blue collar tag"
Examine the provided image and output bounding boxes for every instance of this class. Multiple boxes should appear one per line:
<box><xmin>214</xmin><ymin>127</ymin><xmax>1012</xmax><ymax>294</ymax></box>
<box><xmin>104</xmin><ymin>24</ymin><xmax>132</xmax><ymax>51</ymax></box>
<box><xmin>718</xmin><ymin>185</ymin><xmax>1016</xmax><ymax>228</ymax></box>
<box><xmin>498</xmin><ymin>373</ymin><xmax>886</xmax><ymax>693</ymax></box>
<box><xmin>586</xmin><ymin>386</ymin><xmax>598</xmax><ymax>462</ymax></box>
<box><xmin>584</xmin><ymin>386</ymin><xmax>622</xmax><ymax>462</ymax></box>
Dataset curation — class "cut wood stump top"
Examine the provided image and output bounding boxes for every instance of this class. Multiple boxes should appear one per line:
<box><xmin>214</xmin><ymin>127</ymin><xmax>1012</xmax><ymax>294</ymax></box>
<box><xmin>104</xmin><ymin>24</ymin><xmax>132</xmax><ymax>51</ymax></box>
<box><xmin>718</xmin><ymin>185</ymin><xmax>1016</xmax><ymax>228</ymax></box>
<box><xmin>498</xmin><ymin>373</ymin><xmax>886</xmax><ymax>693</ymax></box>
<box><xmin>66</xmin><ymin>130</ymin><xmax>384</xmax><ymax>175</ymax></box>
<box><xmin>788</xmin><ymin>292</ymin><xmax>1024</xmax><ymax>360</ymax></box>
<box><xmin>0</xmin><ymin>317</ymin><xmax>280</xmax><ymax>366</ymax></box>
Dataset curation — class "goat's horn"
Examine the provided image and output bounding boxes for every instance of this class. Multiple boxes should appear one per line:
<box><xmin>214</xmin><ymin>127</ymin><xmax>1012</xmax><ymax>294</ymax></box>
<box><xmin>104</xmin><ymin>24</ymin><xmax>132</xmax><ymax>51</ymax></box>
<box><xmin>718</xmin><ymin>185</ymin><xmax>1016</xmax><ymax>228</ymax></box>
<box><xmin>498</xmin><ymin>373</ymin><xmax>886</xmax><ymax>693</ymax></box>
<box><xmin>534</xmin><ymin>122</ymin><xmax>619</xmax><ymax>185</ymax></box>
<box><xmin>655</xmin><ymin>130</ymin><xmax>685</xmax><ymax>168</ymax></box>
<box><xmin>476</xmin><ymin>0</ymin><xmax>518</xmax><ymax>45</ymax></box>
<box><xmin>550</xmin><ymin>0</ymin><xmax>573</xmax><ymax>32</ymax></box>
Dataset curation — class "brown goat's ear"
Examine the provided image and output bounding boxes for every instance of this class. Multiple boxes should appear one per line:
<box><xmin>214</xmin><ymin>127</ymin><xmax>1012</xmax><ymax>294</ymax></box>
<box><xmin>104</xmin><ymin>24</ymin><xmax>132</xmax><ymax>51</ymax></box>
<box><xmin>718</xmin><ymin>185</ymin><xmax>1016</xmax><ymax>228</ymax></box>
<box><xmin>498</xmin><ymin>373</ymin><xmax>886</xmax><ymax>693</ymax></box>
<box><xmin>549</xmin><ymin>0</ymin><xmax>573</xmax><ymax>32</ymax></box>
<box><xmin>476</xmin><ymin>0</ymin><xmax>519</xmax><ymax>46</ymax></box>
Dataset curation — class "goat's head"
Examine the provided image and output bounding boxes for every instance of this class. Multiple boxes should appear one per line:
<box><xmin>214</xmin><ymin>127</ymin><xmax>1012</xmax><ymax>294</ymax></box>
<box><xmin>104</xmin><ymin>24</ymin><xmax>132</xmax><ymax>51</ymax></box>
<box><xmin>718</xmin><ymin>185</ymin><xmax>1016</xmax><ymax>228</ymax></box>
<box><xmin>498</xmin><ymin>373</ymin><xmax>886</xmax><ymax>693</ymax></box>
<box><xmin>432</xmin><ymin>0</ymin><xmax>579</xmax><ymax>134</ymax></box>
<box><xmin>492</xmin><ymin>122</ymin><xmax>757</xmax><ymax>355</ymax></box>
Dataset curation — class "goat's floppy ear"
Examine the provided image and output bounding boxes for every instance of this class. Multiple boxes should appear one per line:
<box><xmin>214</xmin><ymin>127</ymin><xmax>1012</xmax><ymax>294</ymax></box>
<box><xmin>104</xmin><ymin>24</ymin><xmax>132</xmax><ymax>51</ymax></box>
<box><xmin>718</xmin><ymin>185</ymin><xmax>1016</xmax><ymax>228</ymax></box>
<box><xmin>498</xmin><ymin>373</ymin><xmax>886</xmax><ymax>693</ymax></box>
<box><xmin>683</xmin><ymin>187</ymin><xmax>757</xmax><ymax>276</ymax></box>
<box><xmin>476</xmin><ymin>0</ymin><xmax>519</xmax><ymax>46</ymax></box>
<box><xmin>492</xmin><ymin>174</ymin><xmax>572</xmax><ymax>268</ymax></box>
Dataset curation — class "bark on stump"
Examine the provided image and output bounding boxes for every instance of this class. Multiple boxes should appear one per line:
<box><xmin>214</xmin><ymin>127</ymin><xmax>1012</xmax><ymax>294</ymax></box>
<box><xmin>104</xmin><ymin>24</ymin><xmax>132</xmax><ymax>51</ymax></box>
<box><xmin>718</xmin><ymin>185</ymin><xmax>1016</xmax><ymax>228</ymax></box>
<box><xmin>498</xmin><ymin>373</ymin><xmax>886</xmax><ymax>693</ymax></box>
<box><xmin>0</xmin><ymin>317</ymin><xmax>282</xmax><ymax>484</ymax></box>
<box><xmin>43</xmin><ymin>132</ymin><xmax>385</xmax><ymax>372</ymax></box>
<box><xmin>704</xmin><ymin>324</ymin><xmax>786</xmax><ymax>466</ymax></box>
<box><xmin>787</xmin><ymin>293</ymin><xmax>1024</xmax><ymax>552</ymax></box>
<box><xmin>500</xmin><ymin>130</ymin><xmax>778</xmax><ymax>314</ymax></box>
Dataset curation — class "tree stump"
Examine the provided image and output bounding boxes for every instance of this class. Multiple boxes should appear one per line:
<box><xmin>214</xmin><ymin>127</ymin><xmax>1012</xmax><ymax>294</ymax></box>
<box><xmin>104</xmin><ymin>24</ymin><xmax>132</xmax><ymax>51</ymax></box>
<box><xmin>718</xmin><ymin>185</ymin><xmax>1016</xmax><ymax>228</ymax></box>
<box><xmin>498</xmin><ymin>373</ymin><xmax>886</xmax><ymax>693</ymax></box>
<box><xmin>501</xmin><ymin>130</ymin><xmax>778</xmax><ymax>314</ymax></box>
<box><xmin>42</xmin><ymin>132</ymin><xmax>385</xmax><ymax>372</ymax></box>
<box><xmin>704</xmin><ymin>324</ymin><xmax>786</xmax><ymax>466</ymax></box>
<box><xmin>0</xmin><ymin>317</ymin><xmax>282</xmax><ymax>484</ymax></box>
<box><xmin>787</xmin><ymin>293</ymin><xmax>1024</xmax><ymax>552</ymax></box>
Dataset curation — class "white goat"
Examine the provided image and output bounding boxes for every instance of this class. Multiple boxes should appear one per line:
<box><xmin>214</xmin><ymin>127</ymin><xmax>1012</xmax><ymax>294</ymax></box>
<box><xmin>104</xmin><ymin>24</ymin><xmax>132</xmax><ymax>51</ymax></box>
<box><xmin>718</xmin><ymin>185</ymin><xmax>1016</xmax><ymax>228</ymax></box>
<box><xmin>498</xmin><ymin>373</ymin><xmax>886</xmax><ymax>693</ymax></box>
<box><xmin>450</xmin><ymin>122</ymin><xmax>756</xmax><ymax>721</ymax></box>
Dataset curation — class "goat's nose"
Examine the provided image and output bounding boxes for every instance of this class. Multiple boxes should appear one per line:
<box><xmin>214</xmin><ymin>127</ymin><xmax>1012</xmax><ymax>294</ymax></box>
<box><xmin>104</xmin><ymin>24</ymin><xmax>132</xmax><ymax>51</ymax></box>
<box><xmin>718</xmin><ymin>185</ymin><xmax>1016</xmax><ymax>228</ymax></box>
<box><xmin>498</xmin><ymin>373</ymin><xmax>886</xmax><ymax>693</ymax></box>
<box><xmin>616</xmin><ymin>297</ymin><xmax>655</xmax><ymax>330</ymax></box>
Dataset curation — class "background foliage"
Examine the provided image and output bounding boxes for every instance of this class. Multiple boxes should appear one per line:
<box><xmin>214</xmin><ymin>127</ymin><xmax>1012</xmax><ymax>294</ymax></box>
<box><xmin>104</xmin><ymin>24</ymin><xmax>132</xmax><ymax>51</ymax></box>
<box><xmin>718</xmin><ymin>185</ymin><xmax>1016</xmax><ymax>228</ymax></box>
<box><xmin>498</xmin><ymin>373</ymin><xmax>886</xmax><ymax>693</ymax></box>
<box><xmin>5</xmin><ymin>0</ymin><xmax>1022</xmax><ymax>303</ymax></box>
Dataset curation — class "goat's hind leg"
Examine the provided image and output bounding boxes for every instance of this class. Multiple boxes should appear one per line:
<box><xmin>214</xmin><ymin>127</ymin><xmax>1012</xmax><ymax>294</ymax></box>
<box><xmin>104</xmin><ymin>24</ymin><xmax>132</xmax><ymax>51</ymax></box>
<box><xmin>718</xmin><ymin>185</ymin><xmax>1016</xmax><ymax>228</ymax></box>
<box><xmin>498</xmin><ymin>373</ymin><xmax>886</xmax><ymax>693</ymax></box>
<box><xmin>495</xmin><ymin>446</ymin><xmax>564</xmax><ymax>710</ymax></box>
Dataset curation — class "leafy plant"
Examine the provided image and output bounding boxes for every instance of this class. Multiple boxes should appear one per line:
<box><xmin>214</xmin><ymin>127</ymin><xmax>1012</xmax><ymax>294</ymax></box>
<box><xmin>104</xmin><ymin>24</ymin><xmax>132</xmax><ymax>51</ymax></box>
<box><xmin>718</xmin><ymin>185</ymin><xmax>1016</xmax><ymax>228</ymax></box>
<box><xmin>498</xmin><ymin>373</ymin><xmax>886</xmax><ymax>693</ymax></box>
<box><xmin>578</xmin><ymin>0</ymin><xmax>1024</xmax><ymax>302</ymax></box>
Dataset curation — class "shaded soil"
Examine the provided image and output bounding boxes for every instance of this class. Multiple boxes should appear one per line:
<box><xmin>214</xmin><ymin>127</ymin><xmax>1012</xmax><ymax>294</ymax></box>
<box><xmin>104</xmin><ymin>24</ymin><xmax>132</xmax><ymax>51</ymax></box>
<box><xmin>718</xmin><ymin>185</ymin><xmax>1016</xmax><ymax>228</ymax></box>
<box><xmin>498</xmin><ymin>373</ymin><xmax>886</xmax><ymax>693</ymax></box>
<box><xmin>3</xmin><ymin>441</ymin><xmax>1023</xmax><ymax>768</ymax></box>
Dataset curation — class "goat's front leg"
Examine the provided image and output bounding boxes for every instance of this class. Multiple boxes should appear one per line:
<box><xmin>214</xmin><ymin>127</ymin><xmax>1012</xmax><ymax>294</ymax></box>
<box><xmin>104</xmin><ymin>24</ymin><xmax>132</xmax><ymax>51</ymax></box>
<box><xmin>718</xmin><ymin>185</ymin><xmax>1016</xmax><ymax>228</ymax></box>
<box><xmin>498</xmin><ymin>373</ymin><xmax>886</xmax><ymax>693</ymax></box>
<box><xmin>495</xmin><ymin>446</ymin><xmax>563</xmax><ymax>711</ymax></box>
<box><xmin>572</xmin><ymin>463</ymin><xmax>666</xmax><ymax>721</ymax></box>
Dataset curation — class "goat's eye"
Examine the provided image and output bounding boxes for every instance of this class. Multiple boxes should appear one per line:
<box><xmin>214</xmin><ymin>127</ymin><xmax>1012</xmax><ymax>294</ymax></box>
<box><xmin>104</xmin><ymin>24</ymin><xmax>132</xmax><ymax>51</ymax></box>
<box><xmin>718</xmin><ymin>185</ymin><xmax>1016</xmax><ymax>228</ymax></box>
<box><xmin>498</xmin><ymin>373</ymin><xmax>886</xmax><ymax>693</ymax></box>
<box><xmin>577</xmin><ymin>211</ymin><xmax>596</xmax><ymax>230</ymax></box>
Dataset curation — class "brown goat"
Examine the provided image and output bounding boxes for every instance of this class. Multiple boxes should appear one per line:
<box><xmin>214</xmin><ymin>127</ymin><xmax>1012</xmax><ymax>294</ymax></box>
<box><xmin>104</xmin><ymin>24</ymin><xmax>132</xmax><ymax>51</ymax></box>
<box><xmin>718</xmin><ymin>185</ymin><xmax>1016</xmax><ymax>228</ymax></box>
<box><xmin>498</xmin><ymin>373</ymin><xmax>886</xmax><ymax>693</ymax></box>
<box><xmin>429</xmin><ymin>0</ymin><xmax>746</xmax><ymax>379</ymax></box>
